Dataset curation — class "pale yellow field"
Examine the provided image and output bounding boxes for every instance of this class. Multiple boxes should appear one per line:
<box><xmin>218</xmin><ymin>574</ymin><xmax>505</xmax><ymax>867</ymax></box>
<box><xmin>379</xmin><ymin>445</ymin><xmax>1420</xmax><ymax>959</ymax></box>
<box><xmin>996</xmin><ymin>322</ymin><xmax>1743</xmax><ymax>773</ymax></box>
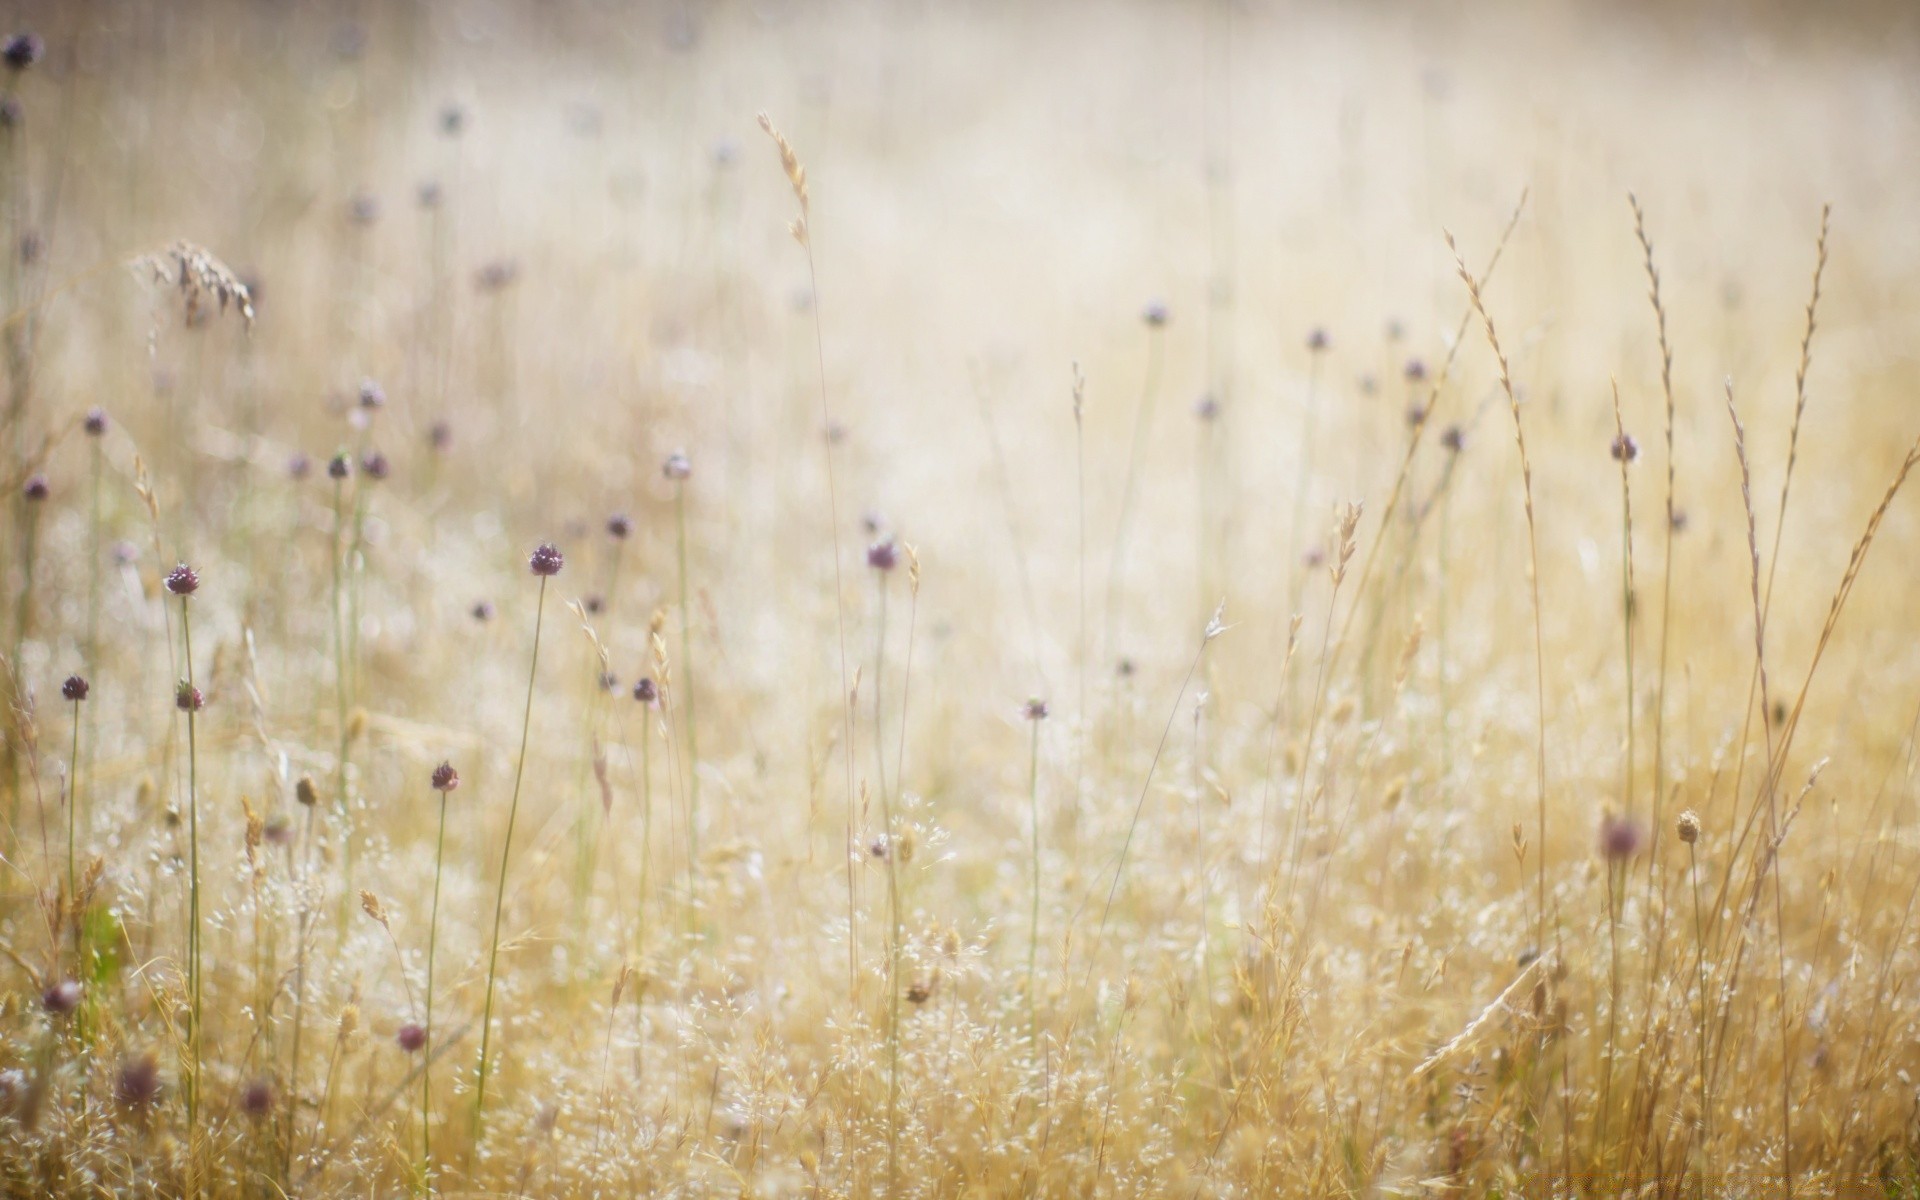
<box><xmin>2</xmin><ymin>1</ymin><xmax>1920</xmax><ymax>1195</ymax></box>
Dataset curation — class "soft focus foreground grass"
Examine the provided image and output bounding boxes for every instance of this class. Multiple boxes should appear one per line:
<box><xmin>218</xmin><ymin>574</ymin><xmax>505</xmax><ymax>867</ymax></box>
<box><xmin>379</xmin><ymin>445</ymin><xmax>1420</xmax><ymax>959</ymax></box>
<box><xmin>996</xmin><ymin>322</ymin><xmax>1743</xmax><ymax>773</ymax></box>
<box><xmin>1</xmin><ymin>1</ymin><xmax>1919</xmax><ymax>1195</ymax></box>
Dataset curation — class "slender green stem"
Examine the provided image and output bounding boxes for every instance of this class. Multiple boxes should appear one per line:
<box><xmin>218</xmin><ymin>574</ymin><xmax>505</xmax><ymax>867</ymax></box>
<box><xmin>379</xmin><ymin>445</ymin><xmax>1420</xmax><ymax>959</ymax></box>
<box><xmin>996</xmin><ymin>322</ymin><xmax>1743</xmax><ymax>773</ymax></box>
<box><xmin>423</xmin><ymin>790</ymin><xmax>447</xmax><ymax>1189</ymax></box>
<box><xmin>67</xmin><ymin>700</ymin><xmax>79</xmax><ymax>915</ymax></box>
<box><xmin>331</xmin><ymin>477</ymin><xmax>353</xmax><ymax>926</ymax></box>
<box><xmin>675</xmin><ymin>484</ymin><xmax>700</xmax><ymax>905</ymax></box>
<box><xmin>1104</xmin><ymin>327</ymin><xmax>1164</xmax><ymax>665</ymax></box>
<box><xmin>473</xmin><ymin>575</ymin><xmax>548</xmax><ymax>1158</ymax></box>
<box><xmin>182</xmin><ymin>595</ymin><xmax>202</xmax><ymax>1169</ymax></box>
<box><xmin>1027</xmin><ymin>716</ymin><xmax>1042</xmax><ymax>1040</ymax></box>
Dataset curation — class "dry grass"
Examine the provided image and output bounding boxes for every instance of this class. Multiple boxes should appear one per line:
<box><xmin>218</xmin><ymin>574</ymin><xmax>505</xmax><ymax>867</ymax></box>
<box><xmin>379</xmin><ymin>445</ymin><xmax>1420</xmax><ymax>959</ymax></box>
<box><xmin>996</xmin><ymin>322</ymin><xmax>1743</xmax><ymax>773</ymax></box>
<box><xmin>2</xmin><ymin>0</ymin><xmax>1920</xmax><ymax>1195</ymax></box>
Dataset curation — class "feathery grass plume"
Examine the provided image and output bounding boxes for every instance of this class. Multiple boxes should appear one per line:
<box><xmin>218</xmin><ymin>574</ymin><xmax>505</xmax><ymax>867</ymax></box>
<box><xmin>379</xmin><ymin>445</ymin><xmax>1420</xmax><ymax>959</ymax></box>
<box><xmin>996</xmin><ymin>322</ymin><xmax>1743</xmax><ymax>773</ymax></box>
<box><xmin>1449</xmin><ymin>232</ymin><xmax>1549</xmax><ymax>951</ymax></box>
<box><xmin>1723</xmin><ymin>380</ymin><xmax>1795</xmax><ymax>1191</ymax></box>
<box><xmin>131</xmin><ymin>240</ymin><xmax>256</xmax><ymax>332</ymax></box>
<box><xmin>473</xmin><ymin>542</ymin><xmax>561</xmax><ymax>1161</ymax></box>
<box><xmin>759</xmin><ymin>110</ymin><xmax>861</xmax><ymax>1000</ymax></box>
<box><xmin>1628</xmin><ymin>195</ymin><xmax>1680</xmax><ymax>884</ymax></box>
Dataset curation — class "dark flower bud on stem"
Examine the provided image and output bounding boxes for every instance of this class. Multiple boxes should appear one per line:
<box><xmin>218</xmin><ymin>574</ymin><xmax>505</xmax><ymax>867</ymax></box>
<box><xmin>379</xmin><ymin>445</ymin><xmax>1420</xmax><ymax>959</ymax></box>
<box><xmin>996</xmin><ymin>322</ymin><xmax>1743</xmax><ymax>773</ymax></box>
<box><xmin>61</xmin><ymin>675</ymin><xmax>88</xmax><ymax>702</ymax></box>
<box><xmin>42</xmin><ymin>979</ymin><xmax>81</xmax><ymax>1015</ymax></box>
<box><xmin>165</xmin><ymin>563</ymin><xmax>200</xmax><ymax>596</ymax></box>
<box><xmin>431</xmin><ymin>761</ymin><xmax>459</xmax><ymax>793</ymax></box>
<box><xmin>528</xmin><ymin>542</ymin><xmax>564</xmax><ymax>577</ymax></box>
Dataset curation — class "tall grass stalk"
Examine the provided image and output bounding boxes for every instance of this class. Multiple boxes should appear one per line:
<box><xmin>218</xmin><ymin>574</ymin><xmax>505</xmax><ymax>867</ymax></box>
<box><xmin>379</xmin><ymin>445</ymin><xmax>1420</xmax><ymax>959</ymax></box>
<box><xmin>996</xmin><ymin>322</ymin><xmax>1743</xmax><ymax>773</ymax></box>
<box><xmin>422</xmin><ymin>762</ymin><xmax>457</xmax><ymax>1189</ymax></box>
<box><xmin>757</xmin><ymin>112</ymin><xmax>860</xmax><ymax>1001</ymax></box>
<box><xmin>472</xmin><ymin>548</ymin><xmax>557</xmax><ymax>1159</ymax></box>
<box><xmin>1450</xmin><ymin>236</ymin><xmax>1549</xmax><ymax>950</ymax></box>
<box><xmin>671</xmin><ymin>468</ymin><xmax>700</xmax><ymax>899</ymax></box>
<box><xmin>1103</xmin><ymin>311</ymin><xmax>1166</xmax><ymax>668</ymax></box>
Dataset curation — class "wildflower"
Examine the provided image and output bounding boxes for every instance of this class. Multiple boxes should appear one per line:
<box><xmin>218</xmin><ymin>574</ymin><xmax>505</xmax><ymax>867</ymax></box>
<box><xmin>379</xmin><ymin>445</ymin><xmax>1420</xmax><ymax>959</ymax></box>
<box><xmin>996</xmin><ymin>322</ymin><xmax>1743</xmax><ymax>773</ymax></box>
<box><xmin>1440</xmin><ymin>425</ymin><xmax>1466</xmax><ymax>454</ymax></box>
<box><xmin>84</xmin><ymin>407</ymin><xmax>108</xmax><ymax>436</ymax></box>
<box><xmin>288</xmin><ymin>453</ymin><xmax>313</xmax><ymax>480</ymax></box>
<box><xmin>117</xmin><ymin>1053</ymin><xmax>162</xmax><ymax>1108</ymax></box>
<box><xmin>42</xmin><ymin>979</ymin><xmax>81</xmax><ymax>1015</ymax></box>
<box><xmin>165</xmin><ymin>562</ymin><xmax>200</xmax><ymax>596</ymax></box>
<box><xmin>607</xmin><ymin>513</ymin><xmax>632</xmax><ymax>540</ymax></box>
<box><xmin>175</xmin><ymin>680</ymin><xmax>205</xmax><ymax>712</ymax></box>
<box><xmin>1611</xmin><ymin>432</ymin><xmax>1639</xmax><ymax>463</ymax></box>
<box><xmin>528</xmin><ymin>542</ymin><xmax>565</xmax><ymax>577</ymax></box>
<box><xmin>632</xmin><ymin>677</ymin><xmax>657</xmax><ymax>705</ymax></box>
<box><xmin>432</xmin><ymin>761</ymin><xmax>459</xmax><ymax>793</ymax></box>
<box><xmin>1025</xmin><ymin>698</ymin><xmax>1050</xmax><ymax>721</ymax></box>
<box><xmin>867</xmin><ymin>539</ymin><xmax>898</xmax><ymax>572</ymax></box>
<box><xmin>328</xmin><ymin>451</ymin><xmax>352</xmax><ymax>480</ymax></box>
<box><xmin>471</xmin><ymin>600</ymin><xmax>496</xmax><ymax>622</ymax></box>
<box><xmin>3</xmin><ymin>33</ymin><xmax>43</xmax><ymax>71</ymax></box>
<box><xmin>662</xmin><ymin>451</ymin><xmax>692</xmax><ymax>481</ymax></box>
<box><xmin>397</xmin><ymin>1023</ymin><xmax>428</xmax><ymax>1053</ymax></box>
<box><xmin>1142</xmin><ymin>299</ymin><xmax>1169</xmax><ymax>327</ymax></box>
<box><xmin>61</xmin><ymin>675</ymin><xmax>88</xmax><ymax>702</ymax></box>
<box><xmin>241</xmin><ymin>1078</ymin><xmax>274</xmax><ymax>1119</ymax></box>
<box><xmin>1600</xmin><ymin>812</ymin><xmax>1644</xmax><ymax>862</ymax></box>
<box><xmin>1403</xmin><ymin>358</ymin><xmax>1428</xmax><ymax>383</ymax></box>
<box><xmin>22</xmin><ymin>474</ymin><xmax>47</xmax><ymax>501</ymax></box>
<box><xmin>1307</xmin><ymin>328</ymin><xmax>1330</xmax><ymax>353</ymax></box>
<box><xmin>1676</xmin><ymin>809</ymin><xmax>1701</xmax><ymax>845</ymax></box>
<box><xmin>361</xmin><ymin>450</ymin><xmax>390</xmax><ymax>480</ymax></box>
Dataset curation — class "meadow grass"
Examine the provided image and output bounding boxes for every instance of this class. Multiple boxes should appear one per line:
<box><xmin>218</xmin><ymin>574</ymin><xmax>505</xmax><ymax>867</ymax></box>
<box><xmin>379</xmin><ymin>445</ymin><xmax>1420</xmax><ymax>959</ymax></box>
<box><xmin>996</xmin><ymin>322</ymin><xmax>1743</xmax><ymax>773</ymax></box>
<box><xmin>2</xmin><ymin>2</ymin><xmax>1920</xmax><ymax>1196</ymax></box>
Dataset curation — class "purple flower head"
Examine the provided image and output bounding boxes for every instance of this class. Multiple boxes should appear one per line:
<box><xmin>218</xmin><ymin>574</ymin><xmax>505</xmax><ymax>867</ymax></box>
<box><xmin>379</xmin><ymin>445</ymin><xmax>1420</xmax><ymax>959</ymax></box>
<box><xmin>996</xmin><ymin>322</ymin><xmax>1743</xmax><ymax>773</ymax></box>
<box><xmin>528</xmin><ymin>542</ymin><xmax>565</xmax><ymax>577</ymax></box>
<box><xmin>61</xmin><ymin>675</ymin><xmax>88</xmax><ymax>702</ymax></box>
<box><xmin>242</xmin><ymin>1078</ymin><xmax>274</xmax><ymax>1119</ymax></box>
<box><xmin>116</xmin><ymin>1053</ymin><xmax>162</xmax><ymax>1108</ymax></box>
<box><xmin>175</xmin><ymin>680</ymin><xmax>204</xmax><ymax>712</ymax></box>
<box><xmin>396</xmin><ymin>1023</ymin><xmax>427</xmax><ymax>1053</ymax></box>
<box><xmin>632</xmin><ymin>677</ymin><xmax>657</xmax><ymax>705</ymax></box>
<box><xmin>1141</xmin><ymin>299</ymin><xmax>1169</xmax><ymax>327</ymax></box>
<box><xmin>164</xmin><ymin>563</ymin><xmax>200</xmax><ymax>596</ymax></box>
<box><xmin>3</xmin><ymin>33</ymin><xmax>44</xmax><ymax>72</ymax></box>
<box><xmin>361</xmin><ymin>450</ymin><xmax>390</xmax><ymax>481</ymax></box>
<box><xmin>1600</xmin><ymin>812</ymin><xmax>1645</xmax><ymax>862</ymax></box>
<box><xmin>867</xmin><ymin>538</ymin><xmax>898</xmax><ymax>572</ymax></box>
<box><xmin>607</xmin><ymin>513</ymin><xmax>631</xmax><ymax>540</ymax></box>
<box><xmin>662</xmin><ymin>451</ymin><xmax>692</xmax><ymax>482</ymax></box>
<box><xmin>42</xmin><ymin>979</ymin><xmax>81</xmax><ymax>1015</ymax></box>
<box><xmin>431</xmin><ymin>761</ymin><xmax>459</xmax><ymax>793</ymax></box>
<box><xmin>22</xmin><ymin>474</ymin><xmax>47</xmax><ymax>501</ymax></box>
<box><xmin>328</xmin><ymin>451</ymin><xmax>352</xmax><ymax>480</ymax></box>
<box><xmin>84</xmin><ymin>407</ymin><xmax>108</xmax><ymax>436</ymax></box>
